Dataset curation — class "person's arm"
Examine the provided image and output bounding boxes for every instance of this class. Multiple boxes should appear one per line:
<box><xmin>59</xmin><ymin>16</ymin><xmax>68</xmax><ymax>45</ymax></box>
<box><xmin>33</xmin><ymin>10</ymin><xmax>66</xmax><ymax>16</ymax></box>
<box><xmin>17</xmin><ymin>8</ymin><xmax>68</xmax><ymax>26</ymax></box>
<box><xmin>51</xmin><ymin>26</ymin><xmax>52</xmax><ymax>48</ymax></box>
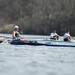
<box><xmin>12</xmin><ymin>31</ymin><xmax>16</xmax><ymax>39</ymax></box>
<box><xmin>69</xmin><ymin>35</ymin><xmax>71</xmax><ymax>40</ymax></box>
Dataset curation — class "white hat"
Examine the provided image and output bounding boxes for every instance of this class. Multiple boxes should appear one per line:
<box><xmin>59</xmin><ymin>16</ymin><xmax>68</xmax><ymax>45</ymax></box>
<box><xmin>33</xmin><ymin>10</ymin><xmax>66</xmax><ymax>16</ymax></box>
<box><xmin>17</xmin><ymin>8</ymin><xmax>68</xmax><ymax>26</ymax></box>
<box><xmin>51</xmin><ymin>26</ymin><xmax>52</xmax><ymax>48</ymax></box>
<box><xmin>14</xmin><ymin>25</ymin><xmax>19</xmax><ymax>29</ymax></box>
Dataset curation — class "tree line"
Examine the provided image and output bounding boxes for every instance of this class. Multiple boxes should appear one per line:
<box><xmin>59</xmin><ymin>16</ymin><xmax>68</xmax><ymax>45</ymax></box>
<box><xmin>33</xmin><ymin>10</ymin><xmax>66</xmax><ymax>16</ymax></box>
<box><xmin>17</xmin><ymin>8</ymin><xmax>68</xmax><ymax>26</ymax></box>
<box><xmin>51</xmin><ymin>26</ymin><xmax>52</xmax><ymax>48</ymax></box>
<box><xmin>0</xmin><ymin>0</ymin><xmax>75</xmax><ymax>35</ymax></box>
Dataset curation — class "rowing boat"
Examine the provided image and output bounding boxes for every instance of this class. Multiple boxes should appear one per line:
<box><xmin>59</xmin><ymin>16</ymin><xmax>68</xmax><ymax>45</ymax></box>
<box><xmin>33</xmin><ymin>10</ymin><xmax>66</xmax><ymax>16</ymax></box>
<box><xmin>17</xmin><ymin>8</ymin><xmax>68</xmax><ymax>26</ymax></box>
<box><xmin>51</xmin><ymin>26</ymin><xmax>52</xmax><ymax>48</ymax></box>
<box><xmin>45</xmin><ymin>40</ymin><xmax>75</xmax><ymax>47</ymax></box>
<box><xmin>9</xmin><ymin>39</ymin><xmax>45</xmax><ymax>45</ymax></box>
<box><xmin>9</xmin><ymin>38</ymin><xmax>75</xmax><ymax>47</ymax></box>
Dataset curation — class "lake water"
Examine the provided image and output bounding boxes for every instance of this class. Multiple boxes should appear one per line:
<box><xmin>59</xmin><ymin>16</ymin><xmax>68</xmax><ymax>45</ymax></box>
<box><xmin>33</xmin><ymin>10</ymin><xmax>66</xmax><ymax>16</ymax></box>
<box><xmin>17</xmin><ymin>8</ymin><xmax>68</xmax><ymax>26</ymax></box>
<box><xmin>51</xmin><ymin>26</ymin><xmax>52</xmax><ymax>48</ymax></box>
<box><xmin>0</xmin><ymin>34</ymin><xmax>75</xmax><ymax>75</ymax></box>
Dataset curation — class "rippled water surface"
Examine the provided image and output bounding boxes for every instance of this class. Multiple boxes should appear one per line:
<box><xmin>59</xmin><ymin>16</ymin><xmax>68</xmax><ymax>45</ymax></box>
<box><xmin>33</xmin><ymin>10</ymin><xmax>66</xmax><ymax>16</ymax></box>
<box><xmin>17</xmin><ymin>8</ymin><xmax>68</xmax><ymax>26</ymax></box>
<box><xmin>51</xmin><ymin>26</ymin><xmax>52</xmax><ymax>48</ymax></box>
<box><xmin>0</xmin><ymin>35</ymin><xmax>75</xmax><ymax>75</ymax></box>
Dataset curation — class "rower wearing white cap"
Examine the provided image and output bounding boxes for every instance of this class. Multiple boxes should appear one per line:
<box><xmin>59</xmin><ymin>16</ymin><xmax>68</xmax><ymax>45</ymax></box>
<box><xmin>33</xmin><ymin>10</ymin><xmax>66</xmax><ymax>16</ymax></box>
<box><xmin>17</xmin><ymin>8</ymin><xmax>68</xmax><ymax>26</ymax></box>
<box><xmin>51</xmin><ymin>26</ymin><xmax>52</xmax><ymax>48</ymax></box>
<box><xmin>12</xmin><ymin>25</ymin><xmax>20</xmax><ymax>39</ymax></box>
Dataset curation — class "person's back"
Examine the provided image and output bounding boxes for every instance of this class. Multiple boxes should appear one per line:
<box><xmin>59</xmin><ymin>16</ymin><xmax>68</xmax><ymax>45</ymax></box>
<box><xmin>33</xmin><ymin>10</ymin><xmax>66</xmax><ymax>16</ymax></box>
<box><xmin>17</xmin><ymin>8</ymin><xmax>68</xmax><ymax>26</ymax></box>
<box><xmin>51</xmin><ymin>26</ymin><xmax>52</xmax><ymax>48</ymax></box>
<box><xmin>50</xmin><ymin>32</ymin><xmax>57</xmax><ymax>38</ymax></box>
<box><xmin>63</xmin><ymin>32</ymin><xmax>71</xmax><ymax>42</ymax></box>
<box><xmin>50</xmin><ymin>31</ymin><xmax>59</xmax><ymax>40</ymax></box>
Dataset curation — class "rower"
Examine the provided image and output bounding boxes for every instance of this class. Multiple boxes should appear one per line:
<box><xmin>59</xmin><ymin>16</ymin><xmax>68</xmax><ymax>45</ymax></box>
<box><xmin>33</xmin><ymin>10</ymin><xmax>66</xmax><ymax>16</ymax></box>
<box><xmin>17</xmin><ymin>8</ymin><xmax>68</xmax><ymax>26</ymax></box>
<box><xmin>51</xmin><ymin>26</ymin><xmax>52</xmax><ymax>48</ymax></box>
<box><xmin>63</xmin><ymin>32</ymin><xmax>71</xmax><ymax>42</ymax></box>
<box><xmin>50</xmin><ymin>30</ymin><xmax>59</xmax><ymax>40</ymax></box>
<box><xmin>12</xmin><ymin>25</ymin><xmax>20</xmax><ymax>39</ymax></box>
